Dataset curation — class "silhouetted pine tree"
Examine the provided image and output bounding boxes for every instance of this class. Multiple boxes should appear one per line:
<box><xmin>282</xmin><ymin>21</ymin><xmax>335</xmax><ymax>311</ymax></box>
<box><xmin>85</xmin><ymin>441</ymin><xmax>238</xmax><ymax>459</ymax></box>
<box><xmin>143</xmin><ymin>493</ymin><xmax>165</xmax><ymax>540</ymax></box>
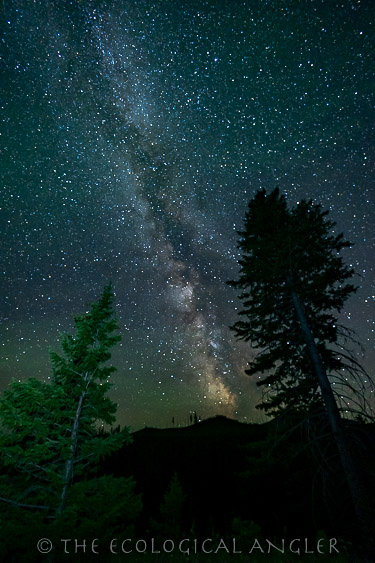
<box><xmin>229</xmin><ymin>188</ymin><xmax>375</xmax><ymax>552</ymax></box>
<box><xmin>152</xmin><ymin>472</ymin><xmax>187</xmax><ymax>539</ymax></box>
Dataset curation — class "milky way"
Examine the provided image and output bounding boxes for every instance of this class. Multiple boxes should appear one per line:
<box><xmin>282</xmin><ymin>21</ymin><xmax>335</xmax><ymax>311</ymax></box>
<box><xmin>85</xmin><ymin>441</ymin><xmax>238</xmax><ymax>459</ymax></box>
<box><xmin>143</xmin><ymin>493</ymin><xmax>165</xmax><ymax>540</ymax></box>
<box><xmin>1</xmin><ymin>1</ymin><xmax>374</xmax><ymax>429</ymax></box>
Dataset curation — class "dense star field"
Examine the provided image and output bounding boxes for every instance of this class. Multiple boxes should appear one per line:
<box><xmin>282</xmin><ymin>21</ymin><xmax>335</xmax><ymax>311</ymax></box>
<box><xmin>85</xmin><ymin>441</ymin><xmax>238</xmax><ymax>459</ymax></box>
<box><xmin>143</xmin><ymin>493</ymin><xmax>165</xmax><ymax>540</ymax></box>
<box><xmin>1</xmin><ymin>1</ymin><xmax>374</xmax><ymax>430</ymax></box>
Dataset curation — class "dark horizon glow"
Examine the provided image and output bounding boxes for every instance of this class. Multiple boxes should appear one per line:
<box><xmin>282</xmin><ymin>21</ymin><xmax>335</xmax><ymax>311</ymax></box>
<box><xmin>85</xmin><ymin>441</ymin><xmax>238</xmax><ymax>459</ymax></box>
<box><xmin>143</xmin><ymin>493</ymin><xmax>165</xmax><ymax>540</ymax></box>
<box><xmin>1</xmin><ymin>1</ymin><xmax>374</xmax><ymax>430</ymax></box>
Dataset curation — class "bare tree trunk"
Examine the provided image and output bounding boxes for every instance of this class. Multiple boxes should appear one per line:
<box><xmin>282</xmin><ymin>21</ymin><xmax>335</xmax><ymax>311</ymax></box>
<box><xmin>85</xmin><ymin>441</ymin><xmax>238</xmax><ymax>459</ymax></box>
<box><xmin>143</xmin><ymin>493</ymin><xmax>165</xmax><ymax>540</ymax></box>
<box><xmin>55</xmin><ymin>373</ymin><xmax>91</xmax><ymax>517</ymax></box>
<box><xmin>288</xmin><ymin>284</ymin><xmax>374</xmax><ymax>557</ymax></box>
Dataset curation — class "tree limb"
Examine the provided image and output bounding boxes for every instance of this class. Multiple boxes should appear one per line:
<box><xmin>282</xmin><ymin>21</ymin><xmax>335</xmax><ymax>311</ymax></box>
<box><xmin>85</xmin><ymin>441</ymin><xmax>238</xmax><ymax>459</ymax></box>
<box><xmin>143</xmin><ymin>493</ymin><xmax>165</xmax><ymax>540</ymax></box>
<box><xmin>0</xmin><ymin>496</ymin><xmax>50</xmax><ymax>510</ymax></box>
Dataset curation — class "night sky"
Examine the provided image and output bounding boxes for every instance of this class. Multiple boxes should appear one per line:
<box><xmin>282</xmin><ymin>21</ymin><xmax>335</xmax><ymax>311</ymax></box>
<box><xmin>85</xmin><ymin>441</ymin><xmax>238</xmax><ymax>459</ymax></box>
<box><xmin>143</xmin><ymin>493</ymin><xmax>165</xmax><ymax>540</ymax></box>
<box><xmin>1</xmin><ymin>0</ymin><xmax>374</xmax><ymax>430</ymax></box>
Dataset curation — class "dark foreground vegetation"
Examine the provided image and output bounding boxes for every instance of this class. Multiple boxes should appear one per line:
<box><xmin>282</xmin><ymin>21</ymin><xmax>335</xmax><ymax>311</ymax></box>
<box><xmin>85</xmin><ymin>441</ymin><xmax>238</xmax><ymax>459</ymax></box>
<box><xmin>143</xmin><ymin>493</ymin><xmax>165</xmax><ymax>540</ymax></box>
<box><xmin>2</xmin><ymin>414</ymin><xmax>374</xmax><ymax>562</ymax></box>
<box><xmin>102</xmin><ymin>414</ymin><xmax>375</xmax><ymax>561</ymax></box>
<box><xmin>107</xmin><ymin>415</ymin><xmax>374</xmax><ymax>539</ymax></box>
